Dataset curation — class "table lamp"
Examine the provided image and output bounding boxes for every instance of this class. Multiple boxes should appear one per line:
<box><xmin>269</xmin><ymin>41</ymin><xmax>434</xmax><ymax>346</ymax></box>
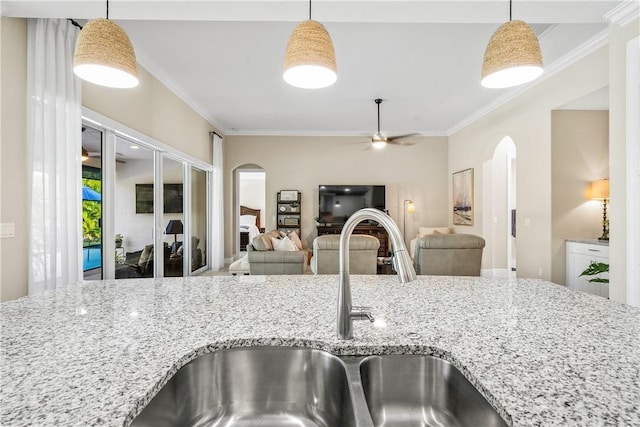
<box><xmin>590</xmin><ymin>179</ymin><xmax>609</xmax><ymax>241</ymax></box>
<box><xmin>165</xmin><ymin>219</ymin><xmax>183</xmax><ymax>244</ymax></box>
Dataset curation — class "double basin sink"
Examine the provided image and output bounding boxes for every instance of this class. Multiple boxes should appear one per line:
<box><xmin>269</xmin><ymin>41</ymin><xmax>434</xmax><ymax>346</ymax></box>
<box><xmin>131</xmin><ymin>347</ymin><xmax>508</xmax><ymax>427</ymax></box>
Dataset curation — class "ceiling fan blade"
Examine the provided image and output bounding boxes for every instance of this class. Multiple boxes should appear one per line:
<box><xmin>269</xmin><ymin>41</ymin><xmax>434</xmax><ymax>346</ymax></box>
<box><xmin>387</xmin><ymin>140</ymin><xmax>416</xmax><ymax>146</ymax></box>
<box><xmin>387</xmin><ymin>133</ymin><xmax>419</xmax><ymax>142</ymax></box>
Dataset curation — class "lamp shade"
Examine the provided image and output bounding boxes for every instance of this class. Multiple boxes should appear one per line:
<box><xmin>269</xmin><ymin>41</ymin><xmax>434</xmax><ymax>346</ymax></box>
<box><xmin>590</xmin><ymin>179</ymin><xmax>609</xmax><ymax>200</ymax></box>
<box><xmin>73</xmin><ymin>19</ymin><xmax>139</xmax><ymax>88</ymax></box>
<box><xmin>165</xmin><ymin>219</ymin><xmax>183</xmax><ymax>235</ymax></box>
<box><xmin>406</xmin><ymin>200</ymin><xmax>416</xmax><ymax>213</ymax></box>
<box><xmin>481</xmin><ymin>20</ymin><xmax>543</xmax><ymax>89</ymax></box>
<box><xmin>283</xmin><ymin>20</ymin><xmax>337</xmax><ymax>89</ymax></box>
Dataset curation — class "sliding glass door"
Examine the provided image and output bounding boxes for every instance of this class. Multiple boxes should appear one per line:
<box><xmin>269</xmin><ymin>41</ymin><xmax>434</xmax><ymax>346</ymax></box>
<box><xmin>81</xmin><ymin>126</ymin><xmax>103</xmax><ymax>281</ymax></box>
<box><xmin>114</xmin><ymin>136</ymin><xmax>156</xmax><ymax>279</ymax></box>
<box><xmin>82</xmin><ymin>111</ymin><xmax>212</xmax><ymax>280</ymax></box>
<box><xmin>163</xmin><ymin>156</ymin><xmax>185</xmax><ymax>277</ymax></box>
<box><xmin>191</xmin><ymin>166</ymin><xmax>208</xmax><ymax>273</ymax></box>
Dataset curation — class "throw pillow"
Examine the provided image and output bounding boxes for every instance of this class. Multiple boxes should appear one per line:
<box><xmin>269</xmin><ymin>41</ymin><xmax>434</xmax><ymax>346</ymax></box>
<box><xmin>252</xmin><ymin>234</ymin><xmax>271</xmax><ymax>251</ymax></box>
<box><xmin>271</xmin><ymin>235</ymin><xmax>297</xmax><ymax>251</ymax></box>
<box><xmin>284</xmin><ymin>231</ymin><xmax>304</xmax><ymax>250</ymax></box>
<box><xmin>240</xmin><ymin>214</ymin><xmax>256</xmax><ymax>226</ymax></box>
<box><xmin>418</xmin><ymin>227</ymin><xmax>452</xmax><ymax>237</ymax></box>
<box><xmin>138</xmin><ymin>244</ymin><xmax>154</xmax><ymax>268</ymax></box>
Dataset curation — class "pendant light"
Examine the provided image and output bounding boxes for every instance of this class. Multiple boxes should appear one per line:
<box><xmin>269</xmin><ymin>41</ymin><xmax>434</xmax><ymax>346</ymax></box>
<box><xmin>481</xmin><ymin>0</ymin><xmax>543</xmax><ymax>88</ymax></box>
<box><xmin>73</xmin><ymin>0</ymin><xmax>139</xmax><ymax>88</ymax></box>
<box><xmin>283</xmin><ymin>0</ymin><xmax>337</xmax><ymax>89</ymax></box>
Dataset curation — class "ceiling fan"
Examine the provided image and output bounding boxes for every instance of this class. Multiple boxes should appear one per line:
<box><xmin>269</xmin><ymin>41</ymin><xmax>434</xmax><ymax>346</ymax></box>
<box><xmin>370</xmin><ymin>98</ymin><xmax>418</xmax><ymax>149</ymax></box>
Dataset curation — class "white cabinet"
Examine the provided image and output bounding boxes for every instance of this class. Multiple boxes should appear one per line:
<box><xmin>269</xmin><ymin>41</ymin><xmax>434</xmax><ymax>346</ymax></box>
<box><xmin>566</xmin><ymin>241</ymin><xmax>609</xmax><ymax>298</ymax></box>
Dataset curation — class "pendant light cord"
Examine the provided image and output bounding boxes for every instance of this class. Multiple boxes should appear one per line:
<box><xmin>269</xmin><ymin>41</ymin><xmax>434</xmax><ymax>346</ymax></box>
<box><xmin>377</xmin><ymin>101</ymin><xmax>381</xmax><ymax>133</ymax></box>
<box><xmin>106</xmin><ymin>0</ymin><xmax>110</xmax><ymax>19</ymax></box>
<box><xmin>309</xmin><ymin>0</ymin><xmax>312</xmax><ymax>20</ymax></box>
<box><xmin>509</xmin><ymin>0</ymin><xmax>512</xmax><ymax>21</ymax></box>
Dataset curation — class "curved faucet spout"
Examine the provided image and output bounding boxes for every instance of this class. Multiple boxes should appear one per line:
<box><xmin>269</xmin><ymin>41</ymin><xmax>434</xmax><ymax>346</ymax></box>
<box><xmin>337</xmin><ymin>208</ymin><xmax>417</xmax><ymax>339</ymax></box>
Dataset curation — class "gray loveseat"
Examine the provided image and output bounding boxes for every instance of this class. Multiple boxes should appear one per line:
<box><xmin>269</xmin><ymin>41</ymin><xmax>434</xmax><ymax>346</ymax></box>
<box><xmin>414</xmin><ymin>233</ymin><xmax>485</xmax><ymax>276</ymax></box>
<box><xmin>247</xmin><ymin>230</ymin><xmax>307</xmax><ymax>275</ymax></box>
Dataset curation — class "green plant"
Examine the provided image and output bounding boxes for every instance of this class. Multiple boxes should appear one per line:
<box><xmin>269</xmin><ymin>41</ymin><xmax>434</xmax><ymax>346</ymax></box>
<box><xmin>115</xmin><ymin>234</ymin><xmax>123</xmax><ymax>241</ymax></box>
<box><xmin>82</xmin><ymin>178</ymin><xmax>102</xmax><ymax>243</ymax></box>
<box><xmin>579</xmin><ymin>262</ymin><xmax>609</xmax><ymax>283</ymax></box>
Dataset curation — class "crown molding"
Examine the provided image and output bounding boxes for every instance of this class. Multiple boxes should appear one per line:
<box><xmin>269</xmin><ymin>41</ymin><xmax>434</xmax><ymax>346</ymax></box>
<box><xmin>134</xmin><ymin>50</ymin><xmax>227</xmax><ymax>135</ymax></box>
<box><xmin>446</xmin><ymin>28</ymin><xmax>609</xmax><ymax>136</ymax></box>
<box><xmin>604</xmin><ymin>0</ymin><xmax>640</xmax><ymax>26</ymax></box>
<box><xmin>224</xmin><ymin>129</ymin><xmax>448</xmax><ymax>137</ymax></box>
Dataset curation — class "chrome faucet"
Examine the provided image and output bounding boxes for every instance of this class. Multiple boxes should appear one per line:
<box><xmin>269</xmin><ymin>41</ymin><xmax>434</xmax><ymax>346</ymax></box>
<box><xmin>337</xmin><ymin>208</ymin><xmax>417</xmax><ymax>339</ymax></box>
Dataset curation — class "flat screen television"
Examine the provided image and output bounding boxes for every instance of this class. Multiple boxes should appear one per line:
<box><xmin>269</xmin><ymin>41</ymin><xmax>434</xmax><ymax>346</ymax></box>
<box><xmin>318</xmin><ymin>185</ymin><xmax>385</xmax><ymax>224</ymax></box>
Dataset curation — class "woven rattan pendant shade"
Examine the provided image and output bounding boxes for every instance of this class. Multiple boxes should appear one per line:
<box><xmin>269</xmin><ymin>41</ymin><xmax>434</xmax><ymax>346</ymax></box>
<box><xmin>481</xmin><ymin>20</ymin><xmax>543</xmax><ymax>88</ymax></box>
<box><xmin>74</xmin><ymin>18</ymin><xmax>139</xmax><ymax>88</ymax></box>
<box><xmin>283</xmin><ymin>19</ymin><xmax>337</xmax><ymax>89</ymax></box>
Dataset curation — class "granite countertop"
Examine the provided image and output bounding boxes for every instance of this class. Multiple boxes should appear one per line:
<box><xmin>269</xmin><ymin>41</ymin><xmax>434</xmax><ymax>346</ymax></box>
<box><xmin>1</xmin><ymin>275</ymin><xmax>639</xmax><ymax>426</ymax></box>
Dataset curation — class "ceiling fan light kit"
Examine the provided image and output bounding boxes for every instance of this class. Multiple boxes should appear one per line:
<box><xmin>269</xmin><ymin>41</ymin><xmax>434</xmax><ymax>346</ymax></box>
<box><xmin>73</xmin><ymin>1</ymin><xmax>139</xmax><ymax>89</ymax></box>
<box><xmin>369</xmin><ymin>99</ymin><xmax>418</xmax><ymax>149</ymax></box>
<box><xmin>283</xmin><ymin>19</ymin><xmax>337</xmax><ymax>89</ymax></box>
<box><xmin>481</xmin><ymin>0</ymin><xmax>543</xmax><ymax>89</ymax></box>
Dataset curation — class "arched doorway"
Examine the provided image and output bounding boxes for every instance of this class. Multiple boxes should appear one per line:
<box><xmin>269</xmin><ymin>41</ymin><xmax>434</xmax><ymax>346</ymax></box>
<box><xmin>484</xmin><ymin>136</ymin><xmax>517</xmax><ymax>277</ymax></box>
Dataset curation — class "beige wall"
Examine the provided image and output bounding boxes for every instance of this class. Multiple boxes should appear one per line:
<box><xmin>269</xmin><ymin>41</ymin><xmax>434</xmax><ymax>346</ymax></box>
<box><xmin>449</xmin><ymin>46</ymin><xmax>609</xmax><ymax>281</ymax></box>
<box><xmin>551</xmin><ymin>110</ymin><xmax>609</xmax><ymax>285</ymax></box>
<box><xmin>82</xmin><ymin>67</ymin><xmax>215</xmax><ymax>164</ymax></box>
<box><xmin>223</xmin><ymin>135</ymin><xmax>449</xmax><ymax>259</ymax></box>
<box><xmin>0</xmin><ymin>18</ymin><xmax>28</xmax><ymax>302</ymax></box>
<box><xmin>0</xmin><ymin>18</ymin><xmax>217</xmax><ymax>301</ymax></box>
<box><xmin>608</xmin><ymin>18</ymin><xmax>639</xmax><ymax>303</ymax></box>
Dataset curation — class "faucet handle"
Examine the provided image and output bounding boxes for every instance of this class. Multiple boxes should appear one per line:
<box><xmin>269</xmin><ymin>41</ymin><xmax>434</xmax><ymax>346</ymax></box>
<box><xmin>350</xmin><ymin>306</ymin><xmax>375</xmax><ymax>322</ymax></box>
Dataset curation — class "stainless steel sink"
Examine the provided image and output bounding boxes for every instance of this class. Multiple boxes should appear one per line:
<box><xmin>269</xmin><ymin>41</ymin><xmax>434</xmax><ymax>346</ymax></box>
<box><xmin>131</xmin><ymin>347</ymin><xmax>357</xmax><ymax>427</ymax></box>
<box><xmin>359</xmin><ymin>355</ymin><xmax>508</xmax><ymax>427</ymax></box>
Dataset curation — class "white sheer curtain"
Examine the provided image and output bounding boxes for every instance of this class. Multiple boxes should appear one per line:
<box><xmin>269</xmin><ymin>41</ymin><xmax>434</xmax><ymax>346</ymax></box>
<box><xmin>211</xmin><ymin>133</ymin><xmax>225</xmax><ymax>270</ymax></box>
<box><xmin>27</xmin><ymin>19</ymin><xmax>82</xmax><ymax>294</ymax></box>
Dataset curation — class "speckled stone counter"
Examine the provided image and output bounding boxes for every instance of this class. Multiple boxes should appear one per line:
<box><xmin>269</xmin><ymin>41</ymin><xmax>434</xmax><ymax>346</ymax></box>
<box><xmin>1</xmin><ymin>276</ymin><xmax>639</xmax><ymax>426</ymax></box>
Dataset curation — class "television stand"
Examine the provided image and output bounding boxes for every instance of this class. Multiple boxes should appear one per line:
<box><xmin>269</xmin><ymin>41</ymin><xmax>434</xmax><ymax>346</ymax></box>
<box><xmin>316</xmin><ymin>224</ymin><xmax>389</xmax><ymax>257</ymax></box>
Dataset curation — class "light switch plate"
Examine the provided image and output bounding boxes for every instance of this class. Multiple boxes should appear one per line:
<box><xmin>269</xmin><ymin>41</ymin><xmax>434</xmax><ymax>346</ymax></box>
<box><xmin>0</xmin><ymin>223</ymin><xmax>15</xmax><ymax>238</ymax></box>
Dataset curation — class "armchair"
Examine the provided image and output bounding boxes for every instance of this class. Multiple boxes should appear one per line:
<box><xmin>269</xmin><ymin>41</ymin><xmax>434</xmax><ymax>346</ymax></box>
<box><xmin>310</xmin><ymin>234</ymin><xmax>380</xmax><ymax>275</ymax></box>
<box><xmin>414</xmin><ymin>233</ymin><xmax>485</xmax><ymax>276</ymax></box>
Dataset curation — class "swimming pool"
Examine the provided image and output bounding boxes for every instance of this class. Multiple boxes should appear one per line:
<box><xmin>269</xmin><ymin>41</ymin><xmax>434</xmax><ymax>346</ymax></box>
<box><xmin>83</xmin><ymin>245</ymin><xmax>101</xmax><ymax>271</ymax></box>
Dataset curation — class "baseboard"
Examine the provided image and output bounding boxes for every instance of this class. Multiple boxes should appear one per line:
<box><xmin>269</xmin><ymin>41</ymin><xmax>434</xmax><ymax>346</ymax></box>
<box><xmin>481</xmin><ymin>268</ymin><xmax>509</xmax><ymax>278</ymax></box>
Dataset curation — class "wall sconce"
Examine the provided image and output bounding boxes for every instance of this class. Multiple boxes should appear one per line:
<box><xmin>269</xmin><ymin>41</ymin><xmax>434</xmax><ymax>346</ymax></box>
<box><xmin>590</xmin><ymin>179</ymin><xmax>609</xmax><ymax>241</ymax></box>
<box><xmin>403</xmin><ymin>199</ymin><xmax>415</xmax><ymax>242</ymax></box>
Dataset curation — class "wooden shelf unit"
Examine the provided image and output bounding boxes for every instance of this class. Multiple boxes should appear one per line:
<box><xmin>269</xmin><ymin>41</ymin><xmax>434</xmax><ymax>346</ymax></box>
<box><xmin>277</xmin><ymin>190</ymin><xmax>301</xmax><ymax>236</ymax></box>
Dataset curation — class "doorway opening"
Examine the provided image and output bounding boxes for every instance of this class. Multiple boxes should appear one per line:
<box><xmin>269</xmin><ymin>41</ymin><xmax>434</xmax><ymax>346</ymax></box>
<box><xmin>234</xmin><ymin>166</ymin><xmax>266</xmax><ymax>257</ymax></box>
<box><xmin>487</xmin><ymin>136</ymin><xmax>517</xmax><ymax>278</ymax></box>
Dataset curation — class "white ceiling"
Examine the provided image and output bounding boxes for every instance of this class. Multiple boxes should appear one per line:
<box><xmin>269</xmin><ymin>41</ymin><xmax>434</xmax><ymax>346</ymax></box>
<box><xmin>3</xmin><ymin>0</ymin><xmax>622</xmax><ymax>136</ymax></box>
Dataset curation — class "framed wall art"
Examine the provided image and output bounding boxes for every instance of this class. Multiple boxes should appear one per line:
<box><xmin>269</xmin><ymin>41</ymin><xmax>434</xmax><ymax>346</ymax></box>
<box><xmin>452</xmin><ymin>168</ymin><xmax>474</xmax><ymax>225</ymax></box>
<box><xmin>279</xmin><ymin>190</ymin><xmax>300</xmax><ymax>202</ymax></box>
